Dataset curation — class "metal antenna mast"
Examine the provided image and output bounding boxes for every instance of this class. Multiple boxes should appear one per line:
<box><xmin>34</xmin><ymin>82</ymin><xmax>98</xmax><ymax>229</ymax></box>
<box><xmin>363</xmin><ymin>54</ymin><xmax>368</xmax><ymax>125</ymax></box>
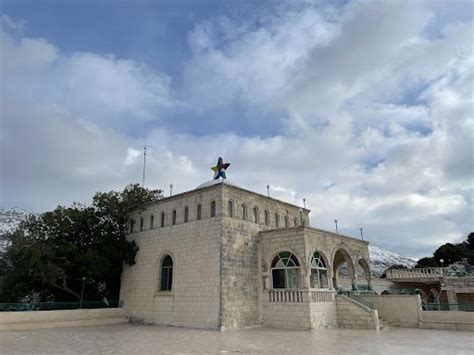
<box><xmin>142</xmin><ymin>146</ymin><xmax>147</xmax><ymax>187</ymax></box>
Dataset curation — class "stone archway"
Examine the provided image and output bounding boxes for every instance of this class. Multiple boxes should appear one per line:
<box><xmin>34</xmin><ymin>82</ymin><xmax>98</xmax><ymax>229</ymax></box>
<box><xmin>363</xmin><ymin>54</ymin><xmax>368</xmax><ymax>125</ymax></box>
<box><xmin>332</xmin><ymin>248</ymin><xmax>355</xmax><ymax>290</ymax></box>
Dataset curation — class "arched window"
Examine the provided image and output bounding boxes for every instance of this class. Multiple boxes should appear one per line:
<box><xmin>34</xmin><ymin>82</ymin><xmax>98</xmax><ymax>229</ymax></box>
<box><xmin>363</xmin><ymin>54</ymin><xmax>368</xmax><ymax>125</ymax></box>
<box><xmin>172</xmin><ymin>210</ymin><xmax>177</xmax><ymax>225</ymax></box>
<box><xmin>160</xmin><ymin>212</ymin><xmax>165</xmax><ymax>227</ymax></box>
<box><xmin>241</xmin><ymin>204</ymin><xmax>247</xmax><ymax>220</ymax></box>
<box><xmin>285</xmin><ymin>215</ymin><xmax>289</xmax><ymax>228</ymax></box>
<box><xmin>184</xmin><ymin>207</ymin><xmax>189</xmax><ymax>223</ymax></box>
<box><xmin>210</xmin><ymin>200</ymin><xmax>216</xmax><ymax>217</ymax></box>
<box><xmin>264</xmin><ymin>210</ymin><xmax>269</xmax><ymax>226</ymax></box>
<box><xmin>294</xmin><ymin>217</ymin><xmax>298</xmax><ymax>227</ymax></box>
<box><xmin>253</xmin><ymin>207</ymin><xmax>258</xmax><ymax>223</ymax></box>
<box><xmin>129</xmin><ymin>219</ymin><xmax>135</xmax><ymax>233</ymax></box>
<box><xmin>310</xmin><ymin>252</ymin><xmax>329</xmax><ymax>288</ymax></box>
<box><xmin>228</xmin><ymin>201</ymin><xmax>234</xmax><ymax>217</ymax></box>
<box><xmin>271</xmin><ymin>252</ymin><xmax>300</xmax><ymax>289</ymax></box>
<box><xmin>140</xmin><ymin>216</ymin><xmax>144</xmax><ymax>231</ymax></box>
<box><xmin>150</xmin><ymin>214</ymin><xmax>154</xmax><ymax>229</ymax></box>
<box><xmin>275</xmin><ymin>213</ymin><xmax>280</xmax><ymax>228</ymax></box>
<box><xmin>197</xmin><ymin>204</ymin><xmax>202</xmax><ymax>220</ymax></box>
<box><xmin>160</xmin><ymin>255</ymin><xmax>173</xmax><ymax>291</ymax></box>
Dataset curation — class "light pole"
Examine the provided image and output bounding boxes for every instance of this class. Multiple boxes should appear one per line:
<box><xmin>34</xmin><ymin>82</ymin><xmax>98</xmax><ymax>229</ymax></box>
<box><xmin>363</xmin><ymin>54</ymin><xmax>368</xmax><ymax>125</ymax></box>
<box><xmin>359</xmin><ymin>227</ymin><xmax>364</xmax><ymax>241</ymax></box>
<box><xmin>440</xmin><ymin>258</ymin><xmax>444</xmax><ymax>276</ymax></box>
<box><xmin>80</xmin><ymin>277</ymin><xmax>86</xmax><ymax>309</ymax></box>
<box><xmin>266</xmin><ymin>185</ymin><xmax>270</xmax><ymax>197</ymax></box>
<box><xmin>334</xmin><ymin>219</ymin><xmax>338</xmax><ymax>234</ymax></box>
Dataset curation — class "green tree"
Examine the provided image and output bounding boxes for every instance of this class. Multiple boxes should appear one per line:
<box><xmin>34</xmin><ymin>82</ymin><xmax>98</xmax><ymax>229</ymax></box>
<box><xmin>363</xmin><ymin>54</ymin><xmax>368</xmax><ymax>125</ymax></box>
<box><xmin>0</xmin><ymin>184</ymin><xmax>162</xmax><ymax>302</ymax></box>
<box><xmin>415</xmin><ymin>257</ymin><xmax>439</xmax><ymax>268</ymax></box>
<box><xmin>433</xmin><ymin>243</ymin><xmax>466</xmax><ymax>265</ymax></box>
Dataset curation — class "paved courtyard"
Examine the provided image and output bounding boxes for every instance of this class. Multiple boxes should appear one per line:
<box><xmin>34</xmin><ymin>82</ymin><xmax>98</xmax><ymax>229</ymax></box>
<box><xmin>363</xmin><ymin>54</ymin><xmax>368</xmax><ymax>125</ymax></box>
<box><xmin>1</xmin><ymin>324</ymin><xmax>473</xmax><ymax>354</ymax></box>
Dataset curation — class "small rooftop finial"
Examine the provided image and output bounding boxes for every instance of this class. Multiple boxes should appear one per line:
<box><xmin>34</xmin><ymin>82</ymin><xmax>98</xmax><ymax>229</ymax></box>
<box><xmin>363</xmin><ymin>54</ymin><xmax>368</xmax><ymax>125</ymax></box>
<box><xmin>211</xmin><ymin>157</ymin><xmax>230</xmax><ymax>180</ymax></box>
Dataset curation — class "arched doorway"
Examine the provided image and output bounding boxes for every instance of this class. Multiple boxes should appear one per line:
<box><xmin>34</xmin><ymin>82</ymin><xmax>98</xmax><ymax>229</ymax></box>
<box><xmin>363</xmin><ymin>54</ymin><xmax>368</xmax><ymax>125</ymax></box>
<box><xmin>332</xmin><ymin>248</ymin><xmax>355</xmax><ymax>290</ymax></box>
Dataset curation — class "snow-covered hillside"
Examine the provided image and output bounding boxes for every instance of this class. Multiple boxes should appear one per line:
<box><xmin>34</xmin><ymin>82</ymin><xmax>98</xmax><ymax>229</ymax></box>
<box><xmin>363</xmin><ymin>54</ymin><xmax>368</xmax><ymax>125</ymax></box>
<box><xmin>369</xmin><ymin>244</ymin><xmax>417</xmax><ymax>276</ymax></box>
<box><xmin>0</xmin><ymin>208</ymin><xmax>30</xmax><ymax>236</ymax></box>
<box><xmin>0</xmin><ymin>207</ymin><xmax>31</xmax><ymax>252</ymax></box>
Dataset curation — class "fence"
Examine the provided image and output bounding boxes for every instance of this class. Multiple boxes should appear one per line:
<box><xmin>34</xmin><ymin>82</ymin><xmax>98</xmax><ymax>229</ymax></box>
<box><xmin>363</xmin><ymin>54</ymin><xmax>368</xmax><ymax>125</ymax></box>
<box><xmin>0</xmin><ymin>300</ymin><xmax>119</xmax><ymax>312</ymax></box>
<box><xmin>424</xmin><ymin>303</ymin><xmax>474</xmax><ymax>312</ymax></box>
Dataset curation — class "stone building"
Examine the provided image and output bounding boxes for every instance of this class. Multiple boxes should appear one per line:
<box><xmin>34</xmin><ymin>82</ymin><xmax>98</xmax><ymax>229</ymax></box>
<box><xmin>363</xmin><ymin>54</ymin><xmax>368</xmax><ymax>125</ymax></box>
<box><xmin>120</xmin><ymin>177</ymin><xmax>375</xmax><ymax>330</ymax></box>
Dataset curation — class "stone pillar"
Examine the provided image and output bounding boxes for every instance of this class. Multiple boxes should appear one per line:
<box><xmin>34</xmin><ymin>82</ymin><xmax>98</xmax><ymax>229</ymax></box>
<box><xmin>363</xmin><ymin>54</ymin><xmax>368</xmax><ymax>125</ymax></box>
<box><xmin>262</xmin><ymin>272</ymin><xmax>269</xmax><ymax>290</ymax></box>
<box><xmin>446</xmin><ymin>289</ymin><xmax>458</xmax><ymax>310</ymax></box>
<box><xmin>352</xmin><ymin>275</ymin><xmax>358</xmax><ymax>290</ymax></box>
<box><xmin>302</xmin><ymin>268</ymin><xmax>311</xmax><ymax>289</ymax></box>
<box><xmin>367</xmin><ymin>277</ymin><xmax>373</xmax><ymax>291</ymax></box>
<box><xmin>328</xmin><ymin>271</ymin><xmax>334</xmax><ymax>290</ymax></box>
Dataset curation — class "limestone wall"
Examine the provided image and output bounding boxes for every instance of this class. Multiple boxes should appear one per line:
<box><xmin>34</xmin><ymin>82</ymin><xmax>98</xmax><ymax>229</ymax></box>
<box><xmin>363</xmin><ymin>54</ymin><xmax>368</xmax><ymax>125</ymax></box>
<box><xmin>336</xmin><ymin>296</ymin><xmax>379</xmax><ymax>329</ymax></box>
<box><xmin>0</xmin><ymin>308</ymin><xmax>126</xmax><ymax>331</ymax></box>
<box><xmin>120</xmin><ymin>214</ymin><xmax>222</xmax><ymax>329</ymax></box>
<box><xmin>370</xmin><ymin>278</ymin><xmax>395</xmax><ymax>294</ymax></box>
<box><xmin>219</xmin><ymin>184</ymin><xmax>309</xmax><ymax>329</ymax></box>
<box><xmin>420</xmin><ymin>311</ymin><xmax>474</xmax><ymax>331</ymax></box>
<box><xmin>358</xmin><ymin>294</ymin><xmax>421</xmax><ymax>327</ymax></box>
<box><xmin>262</xmin><ymin>301</ymin><xmax>337</xmax><ymax>330</ymax></box>
<box><xmin>309</xmin><ymin>301</ymin><xmax>338</xmax><ymax>329</ymax></box>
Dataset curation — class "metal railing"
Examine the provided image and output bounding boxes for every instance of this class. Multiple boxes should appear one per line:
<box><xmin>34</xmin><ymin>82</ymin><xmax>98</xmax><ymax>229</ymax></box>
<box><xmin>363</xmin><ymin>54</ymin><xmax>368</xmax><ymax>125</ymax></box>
<box><xmin>0</xmin><ymin>300</ymin><xmax>119</xmax><ymax>312</ymax></box>
<box><xmin>268</xmin><ymin>289</ymin><xmax>335</xmax><ymax>303</ymax></box>
<box><xmin>424</xmin><ymin>303</ymin><xmax>474</xmax><ymax>312</ymax></box>
<box><xmin>336</xmin><ymin>289</ymin><xmax>374</xmax><ymax>309</ymax></box>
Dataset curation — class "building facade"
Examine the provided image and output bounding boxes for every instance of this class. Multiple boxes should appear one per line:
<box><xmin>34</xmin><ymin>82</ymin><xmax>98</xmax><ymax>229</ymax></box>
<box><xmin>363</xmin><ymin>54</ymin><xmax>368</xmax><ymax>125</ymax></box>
<box><xmin>120</xmin><ymin>179</ymin><xmax>374</xmax><ymax>330</ymax></box>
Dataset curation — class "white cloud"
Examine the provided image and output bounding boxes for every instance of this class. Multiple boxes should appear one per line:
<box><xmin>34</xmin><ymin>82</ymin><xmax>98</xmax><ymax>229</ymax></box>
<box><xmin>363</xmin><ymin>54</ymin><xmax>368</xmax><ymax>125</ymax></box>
<box><xmin>124</xmin><ymin>148</ymin><xmax>141</xmax><ymax>166</ymax></box>
<box><xmin>1</xmin><ymin>2</ymin><xmax>472</xmax><ymax>258</ymax></box>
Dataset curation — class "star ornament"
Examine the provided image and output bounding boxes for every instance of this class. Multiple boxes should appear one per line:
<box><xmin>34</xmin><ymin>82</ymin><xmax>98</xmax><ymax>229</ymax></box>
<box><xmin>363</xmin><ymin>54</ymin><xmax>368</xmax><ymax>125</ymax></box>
<box><xmin>211</xmin><ymin>157</ymin><xmax>230</xmax><ymax>180</ymax></box>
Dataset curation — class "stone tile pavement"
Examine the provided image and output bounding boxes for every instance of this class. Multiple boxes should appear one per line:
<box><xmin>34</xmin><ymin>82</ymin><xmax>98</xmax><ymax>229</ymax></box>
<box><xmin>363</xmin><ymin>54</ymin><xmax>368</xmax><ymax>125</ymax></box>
<box><xmin>1</xmin><ymin>324</ymin><xmax>473</xmax><ymax>354</ymax></box>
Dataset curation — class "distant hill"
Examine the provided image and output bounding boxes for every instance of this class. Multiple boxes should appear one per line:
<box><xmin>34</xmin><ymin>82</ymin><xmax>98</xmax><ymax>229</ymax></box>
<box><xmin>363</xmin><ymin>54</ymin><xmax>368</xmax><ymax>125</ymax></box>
<box><xmin>369</xmin><ymin>244</ymin><xmax>417</xmax><ymax>276</ymax></box>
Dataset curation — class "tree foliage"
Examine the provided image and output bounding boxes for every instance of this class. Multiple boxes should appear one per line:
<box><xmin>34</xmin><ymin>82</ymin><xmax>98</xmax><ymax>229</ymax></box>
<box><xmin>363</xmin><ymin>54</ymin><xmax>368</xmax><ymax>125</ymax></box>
<box><xmin>415</xmin><ymin>233</ymin><xmax>474</xmax><ymax>268</ymax></box>
<box><xmin>0</xmin><ymin>184</ymin><xmax>162</xmax><ymax>302</ymax></box>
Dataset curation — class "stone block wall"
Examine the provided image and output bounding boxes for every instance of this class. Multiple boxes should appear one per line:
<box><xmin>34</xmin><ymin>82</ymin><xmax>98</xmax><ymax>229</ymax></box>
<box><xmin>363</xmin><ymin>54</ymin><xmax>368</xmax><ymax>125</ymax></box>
<box><xmin>0</xmin><ymin>308</ymin><xmax>126</xmax><ymax>331</ymax></box>
<box><xmin>219</xmin><ymin>184</ymin><xmax>309</xmax><ymax>329</ymax></box>
<box><xmin>262</xmin><ymin>302</ymin><xmax>313</xmax><ymax>329</ymax></box>
<box><xmin>262</xmin><ymin>299</ymin><xmax>337</xmax><ymax>330</ymax></box>
<box><xmin>120</xmin><ymin>216</ymin><xmax>222</xmax><ymax>329</ymax></box>
<box><xmin>309</xmin><ymin>301</ymin><xmax>338</xmax><ymax>329</ymax></box>
<box><xmin>419</xmin><ymin>311</ymin><xmax>474</xmax><ymax>331</ymax></box>
<box><xmin>359</xmin><ymin>294</ymin><xmax>421</xmax><ymax>327</ymax></box>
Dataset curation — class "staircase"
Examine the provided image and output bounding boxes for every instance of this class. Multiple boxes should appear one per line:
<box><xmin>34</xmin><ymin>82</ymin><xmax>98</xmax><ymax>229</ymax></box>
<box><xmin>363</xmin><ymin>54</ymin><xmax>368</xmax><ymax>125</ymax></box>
<box><xmin>336</xmin><ymin>295</ymin><xmax>380</xmax><ymax>330</ymax></box>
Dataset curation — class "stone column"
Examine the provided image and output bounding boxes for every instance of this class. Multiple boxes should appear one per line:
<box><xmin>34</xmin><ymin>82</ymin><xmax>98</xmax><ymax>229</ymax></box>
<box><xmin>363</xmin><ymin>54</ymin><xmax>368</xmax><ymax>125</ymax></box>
<box><xmin>328</xmin><ymin>271</ymin><xmax>334</xmax><ymax>290</ymax></box>
<box><xmin>367</xmin><ymin>277</ymin><xmax>373</xmax><ymax>291</ymax></box>
<box><xmin>446</xmin><ymin>289</ymin><xmax>458</xmax><ymax>310</ymax></box>
<box><xmin>352</xmin><ymin>275</ymin><xmax>358</xmax><ymax>290</ymax></box>
<box><xmin>302</xmin><ymin>268</ymin><xmax>311</xmax><ymax>289</ymax></box>
<box><xmin>262</xmin><ymin>272</ymin><xmax>269</xmax><ymax>290</ymax></box>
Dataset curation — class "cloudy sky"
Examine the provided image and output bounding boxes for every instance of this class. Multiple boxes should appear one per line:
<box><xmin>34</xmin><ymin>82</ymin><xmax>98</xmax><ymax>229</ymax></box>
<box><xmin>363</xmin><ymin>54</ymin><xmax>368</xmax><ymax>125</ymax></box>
<box><xmin>1</xmin><ymin>0</ymin><xmax>472</xmax><ymax>258</ymax></box>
